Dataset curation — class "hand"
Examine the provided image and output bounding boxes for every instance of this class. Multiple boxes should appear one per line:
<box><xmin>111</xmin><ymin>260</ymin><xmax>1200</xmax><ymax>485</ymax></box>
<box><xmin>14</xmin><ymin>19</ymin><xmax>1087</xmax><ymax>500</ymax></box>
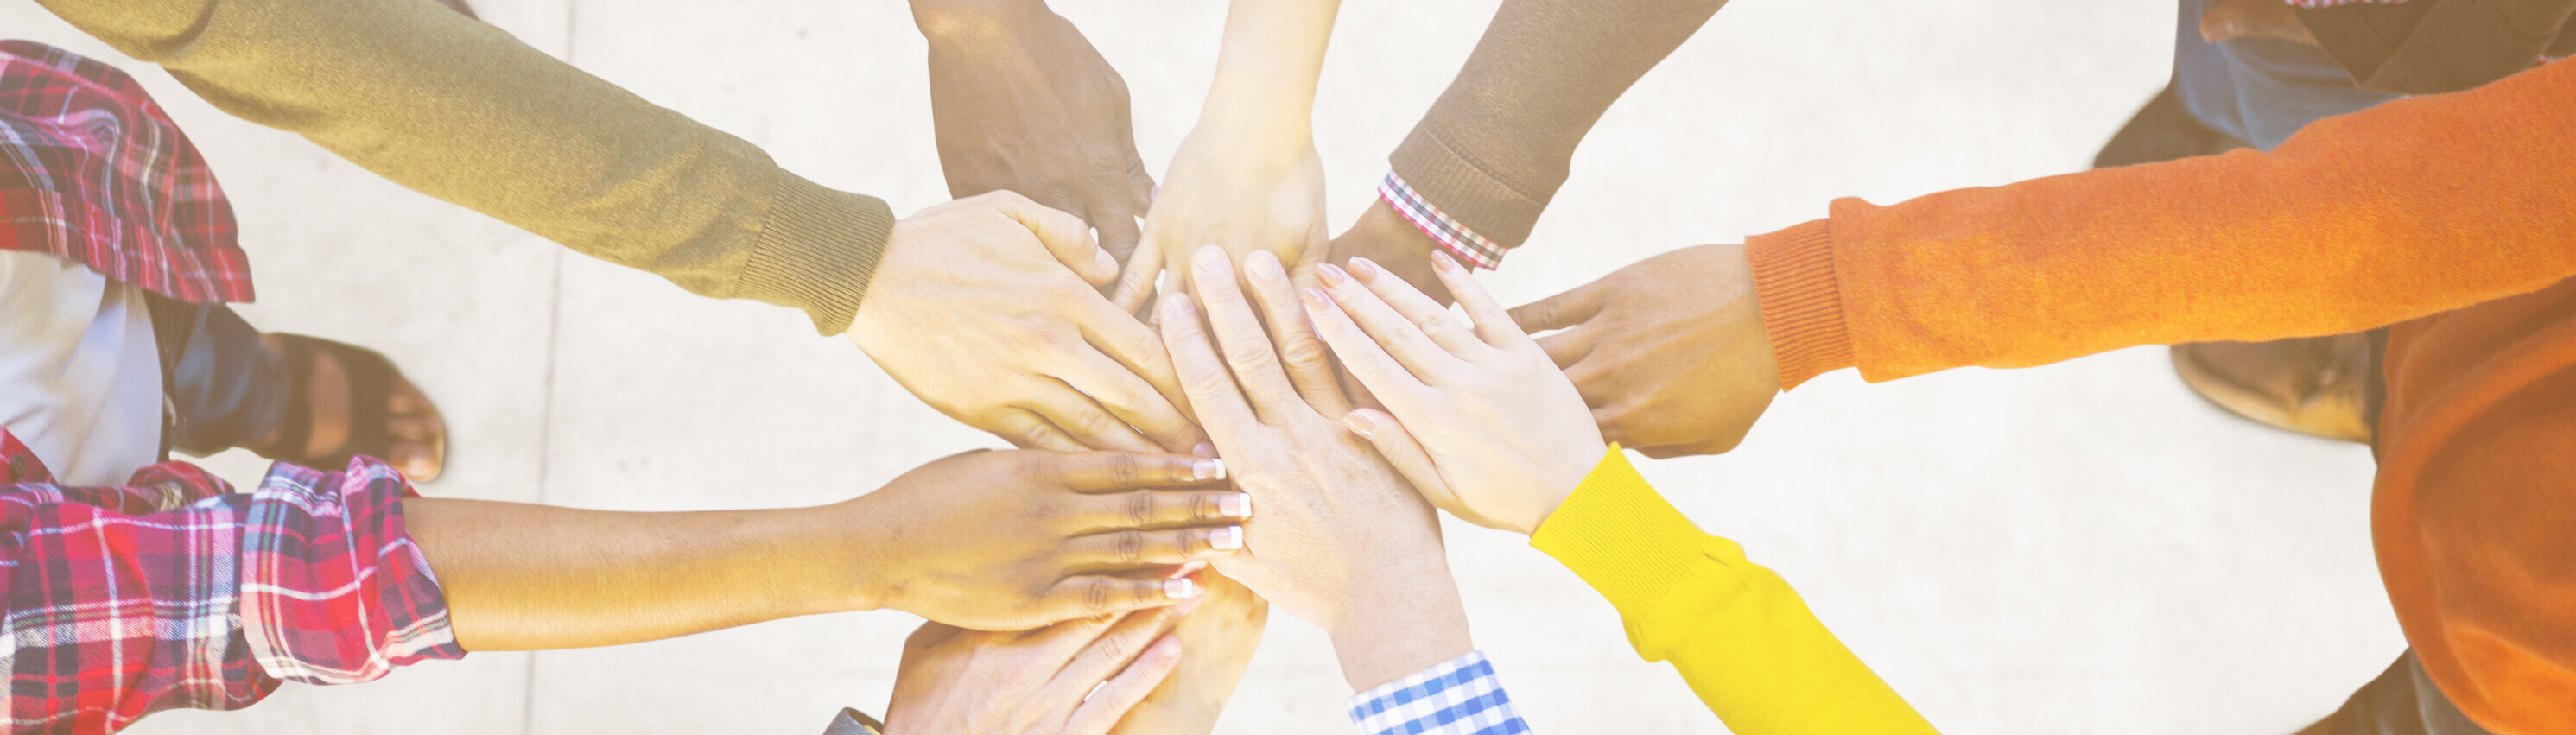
<box><xmin>1104</xmin><ymin>573</ymin><xmax>1268</xmax><ymax>735</ymax></box>
<box><xmin>853</xmin><ymin>448</ymin><xmax>1250</xmax><ymax>630</ymax></box>
<box><xmin>1302</xmin><ymin>252</ymin><xmax>1604</xmax><ymax>535</ymax></box>
<box><xmin>1156</xmin><ymin>245</ymin><xmax>1472</xmax><ymax>691</ymax></box>
<box><xmin>2199</xmin><ymin>0</ymin><xmax>2319</xmax><ymax>46</ymax></box>
<box><xmin>1325</xmin><ymin>198</ymin><xmax>1451</xmax><ymax>305</ymax></box>
<box><xmin>848</xmin><ymin>192</ymin><xmax>1203</xmax><ymax>453</ymax></box>
<box><xmin>917</xmin><ymin>0</ymin><xmax>1157</xmax><ymax>265</ymax></box>
<box><xmin>1110</xmin><ymin>130</ymin><xmax>1329</xmax><ymax>314</ymax></box>
<box><xmin>1507</xmin><ymin>244</ymin><xmax>1780</xmax><ymax>459</ymax></box>
<box><xmin>883</xmin><ymin>605</ymin><xmax>1189</xmax><ymax>735</ymax></box>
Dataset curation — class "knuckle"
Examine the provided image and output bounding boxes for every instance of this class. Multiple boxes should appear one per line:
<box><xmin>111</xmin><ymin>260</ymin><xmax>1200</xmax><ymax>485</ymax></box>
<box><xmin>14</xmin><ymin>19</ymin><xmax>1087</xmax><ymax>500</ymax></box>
<box><xmin>1084</xmin><ymin>577</ymin><xmax>1113</xmax><ymax>612</ymax></box>
<box><xmin>1123</xmin><ymin>491</ymin><xmax>1158</xmax><ymax>527</ymax></box>
<box><xmin>1114</xmin><ymin>530</ymin><xmax>1147</xmax><ymax>564</ymax></box>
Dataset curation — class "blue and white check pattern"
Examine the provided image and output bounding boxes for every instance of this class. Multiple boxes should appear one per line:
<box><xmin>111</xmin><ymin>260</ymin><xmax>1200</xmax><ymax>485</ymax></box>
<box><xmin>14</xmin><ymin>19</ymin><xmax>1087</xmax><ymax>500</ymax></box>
<box><xmin>1346</xmin><ymin>651</ymin><xmax>1530</xmax><ymax>735</ymax></box>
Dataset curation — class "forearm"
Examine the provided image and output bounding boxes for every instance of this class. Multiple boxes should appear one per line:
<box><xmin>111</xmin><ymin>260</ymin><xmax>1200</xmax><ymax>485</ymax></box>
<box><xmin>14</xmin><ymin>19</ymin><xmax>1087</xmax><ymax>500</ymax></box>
<box><xmin>1198</xmin><ymin>0</ymin><xmax>1342</xmax><ymax>138</ymax></box>
<box><xmin>38</xmin><ymin>0</ymin><xmax>893</xmax><ymax>333</ymax></box>
<box><xmin>406</xmin><ymin>497</ymin><xmax>878</xmax><ymax>651</ymax></box>
<box><xmin>1753</xmin><ymin>56</ymin><xmax>2576</xmax><ymax>389</ymax></box>
<box><xmin>1325</xmin><ymin>559</ymin><xmax>1474</xmax><ymax>692</ymax></box>
<box><xmin>1386</xmin><ymin>0</ymin><xmax>1728</xmax><ymax>250</ymax></box>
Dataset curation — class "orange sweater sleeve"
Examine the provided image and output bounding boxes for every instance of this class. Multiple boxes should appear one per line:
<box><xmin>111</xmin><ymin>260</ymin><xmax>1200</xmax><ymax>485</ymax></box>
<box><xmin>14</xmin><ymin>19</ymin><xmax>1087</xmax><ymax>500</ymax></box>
<box><xmin>1748</xmin><ymin>57</ymin><xmax>2576</xmax><ymax>389</ymax></box>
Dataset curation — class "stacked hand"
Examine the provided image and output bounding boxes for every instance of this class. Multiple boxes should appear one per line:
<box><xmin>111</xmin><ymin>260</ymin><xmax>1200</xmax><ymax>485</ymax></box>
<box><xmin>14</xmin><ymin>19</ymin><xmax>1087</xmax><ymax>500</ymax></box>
<box><xmin>884</xmin><ymin>604</ymin><xmax>1190</xmax><ymax>735</ymax></box>
<box><xmin>1156</xmin><ymin>245</ymin><xmax>1473</xmax><ymax>691</ymax></box>
<box><xmin>1507</xmin><ymin>244</ymin><xmax>1780</xmax><ymax>459</ymax></box>
<box><xmin>1112</xmin><ymin>132</ymin><xmax>1329</xmax><ymax>314</ymax></box>
<box><xmin>847</xmin><ymin>192</ymin><xmax>1202</xmax><ymax>454</ymax></box>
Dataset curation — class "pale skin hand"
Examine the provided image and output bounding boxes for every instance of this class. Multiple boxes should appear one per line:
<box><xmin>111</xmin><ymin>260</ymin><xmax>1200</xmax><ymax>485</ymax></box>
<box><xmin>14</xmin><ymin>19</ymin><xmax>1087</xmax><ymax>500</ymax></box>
<box><xmin>884</xmin><ymin>605</ymin><xmax>1189</xmax><ymax>735</ymax></box>
<box><xmin>847</xmin><ymin>191</ymin><xmax>1204</xmax><ymax>454</ymax></box>
<box><xmin>915</xmin><ymin>0</ymin><xmax>1158</xmax><ymax>266</ymax></box>
<box><xmin>1303</xmin><ymin>251</ymin><xmax>1604</xmax><ymax>535</ymax></box>
<box><xmin>407</xmin><ymin>449</ymin><xmax>1249</xmax><ymax>649</ymax></box>
<box><xmin>1158</xmin><ymin>245</ymin><xmax>1474</xmax><ymax>691</ymax></box>
<box><xmin>1109</xmin><ymin>0</ymin><xmax>1342</xmax><ymax>313</ymax></box>
<box><xmin>1507</xmin><ymin>244</ymin><xmax>1780</xmax><ymax>459</ymax></box>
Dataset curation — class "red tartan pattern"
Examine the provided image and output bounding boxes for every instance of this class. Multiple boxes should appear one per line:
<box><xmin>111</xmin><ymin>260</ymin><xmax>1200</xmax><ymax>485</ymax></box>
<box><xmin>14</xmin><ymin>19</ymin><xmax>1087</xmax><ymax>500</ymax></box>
<box><xmin>0</xmin><ymin>41</ymin><xmax>251</xmax><ymax>304</ymax></box>
<box><xmin>0</xmin><ymin>430</ymin><xmax>460</xmax><ymax>734</ymax></box>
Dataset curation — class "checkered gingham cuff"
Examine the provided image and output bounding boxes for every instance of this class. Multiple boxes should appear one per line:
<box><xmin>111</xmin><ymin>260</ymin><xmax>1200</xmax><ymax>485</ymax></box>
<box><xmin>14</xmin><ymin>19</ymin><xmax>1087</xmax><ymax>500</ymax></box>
<box><xmin>1379</xmin><ymin>172</ymin><xmax>1507</xmax><ymax>270</ymax></box>
<box><xmin>1346</xmin><ymin>650</ymin><xmax>1531</xmax><ymax>735</ymax></box>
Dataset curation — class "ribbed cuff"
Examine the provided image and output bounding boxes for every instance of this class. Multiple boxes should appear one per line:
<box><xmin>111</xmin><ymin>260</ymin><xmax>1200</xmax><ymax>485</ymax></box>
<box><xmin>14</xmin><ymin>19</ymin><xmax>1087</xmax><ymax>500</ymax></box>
<box><xmin>1746</xmin><ymin>219</ymin><xmax>1856</xmax><ymax>390</ymax></box>
<box><xmin>1386</xmin><ymin>126</ymin><xmax>1551</xmax><ymax>251</ymax></box>
<box><xmin>738</xmin><ymin>171</ymin><xmax>898</xmax><ymax>335</ymax></box>
<box><xmin>1531</xmin><ymin>447</ymin><xmax>1716</xmax><ymax>620</ymax></box>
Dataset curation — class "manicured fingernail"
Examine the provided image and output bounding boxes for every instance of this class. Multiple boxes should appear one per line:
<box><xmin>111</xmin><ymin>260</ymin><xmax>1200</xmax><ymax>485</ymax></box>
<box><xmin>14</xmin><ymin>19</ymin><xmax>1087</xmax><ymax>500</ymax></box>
<box><xmin>1191</xmin><ymin>442</ymin><xmax>1217</xmax><ymax>459</ymax></box>
<box><xmin>1209</xmin><ymin>525</ymin><xmax>1244</xmax><ymax>551</ymax></box>
<box><xmin>1192</xmin><ymin>458</ymin><xmax>1227</xmax><ymax>481</ymax></box>
<box><xmin>1300</xmin><ymin>287</ymin><xmax>1329</xmax><ymax>314</ymax></box>
<box><xmin>1431</xmin><ymin>250</ymin><xmax>1460</xmax><ymax>272</ymax></box>
<box><xmin>1348</xmin><ymin>257</ymin><xmax>1381</xmax><ymax>283</ymax></box>
<box><xmin>1317</xmin><ymin>263</ymin><xmax>1349</xmax><ymax>288</ymax></box>
<box><xmin>1342</xmin><ymin>412</ymin><xmax>1375</xmax><ymax>439</ymax></box>
<box><xmin>1218</xmin><ymin>491</ymin><xmax>1252</xmax><ymax>519</ymax></box>
<box><xmin>1164</xmin><ymin>577</ymin><xmax>1202</xmax><ymax>599</ymax></box>
<box><xmin>1193</xmin><ymin>245</ymin><xmax>1228</xmax><ymax>275</ymax></box>
<box><xmin>1246</xmin><ymin>250</ymin><xmax>1284</xmax><ymax>280</ymax></box>
<box><xmin>1094</xmin><ymin>248</ymin><xmax>1119</xmax><ymax>276</ymax></box>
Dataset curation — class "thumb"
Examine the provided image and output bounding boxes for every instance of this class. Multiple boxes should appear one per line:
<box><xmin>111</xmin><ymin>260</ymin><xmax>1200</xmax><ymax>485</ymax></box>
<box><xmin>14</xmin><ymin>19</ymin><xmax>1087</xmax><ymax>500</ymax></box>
<box><xmin>989</xmin><ymin>191</ymin><xmax>1120</xmax><ymax>286</ymax></box>
<box><xmin>1109</xmin><ymin>237</ymin><xmax>1166</xmax><ymax>314</ymax></box>
<box><xmin>1508</xmin><ymin>281</ymin><xmax>1608</xmax><ymax>335</ymax></box>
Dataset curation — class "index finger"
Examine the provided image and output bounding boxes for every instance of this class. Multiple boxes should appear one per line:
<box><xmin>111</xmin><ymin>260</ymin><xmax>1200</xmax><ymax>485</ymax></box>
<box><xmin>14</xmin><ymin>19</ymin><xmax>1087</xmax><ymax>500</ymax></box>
<box><xmin>1186</xmin><ymin>247</ymin><xmax>1304</xmax><ymax>421</ymax></box>
<box><xmin>1158</xmin><ymin>293</ymin><xmax>1259</xmax><ymax>438</ymax></box>
<box><xmin>987</xmin><ymin>191</ymin><xmax>1120</xmax><ymax>287</ymax></box>
<box><xmin>1043</xmin><ymin>450</ymin><xmax>1228</xmax><ymax>491</ymax></box>
<box><xmin>1508</xmin><ymin>280</ymin><xmax>1607</xmax><ymax>334</ymax></box>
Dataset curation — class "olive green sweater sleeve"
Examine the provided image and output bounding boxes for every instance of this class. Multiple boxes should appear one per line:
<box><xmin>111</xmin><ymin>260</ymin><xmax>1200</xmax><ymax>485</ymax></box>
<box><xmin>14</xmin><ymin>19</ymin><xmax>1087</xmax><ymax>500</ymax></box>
<box><xmin>1532</xmin><ymin>448</ymin><xmax>1938</xmax><ymax>734</ymax></box>
<box><xmin>42</xmin><ymin>0</ymin><xmax>895</xmax><ymax>333</ymax></box>
<box><xmin>1387</xmin><ymin>0</ymin><xmax>1726</xmax><ymax>252</ymax></box>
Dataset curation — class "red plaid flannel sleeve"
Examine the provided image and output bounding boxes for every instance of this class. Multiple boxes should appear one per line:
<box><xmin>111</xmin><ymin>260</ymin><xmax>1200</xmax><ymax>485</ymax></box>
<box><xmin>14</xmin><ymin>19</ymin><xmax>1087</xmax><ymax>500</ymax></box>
<box><xmin>0</xmin><ymin>432</ymin><xmax>461</xmax><ymax>734</ymax></box>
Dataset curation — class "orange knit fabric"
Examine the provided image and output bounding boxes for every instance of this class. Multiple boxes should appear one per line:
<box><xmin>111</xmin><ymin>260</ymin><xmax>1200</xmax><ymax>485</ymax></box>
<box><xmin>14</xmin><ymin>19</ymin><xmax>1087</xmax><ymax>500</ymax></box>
<box><xmin>1748</xmin><ymin>57</ymin><xmax>2576</xmax><ymax>732</ymax></box>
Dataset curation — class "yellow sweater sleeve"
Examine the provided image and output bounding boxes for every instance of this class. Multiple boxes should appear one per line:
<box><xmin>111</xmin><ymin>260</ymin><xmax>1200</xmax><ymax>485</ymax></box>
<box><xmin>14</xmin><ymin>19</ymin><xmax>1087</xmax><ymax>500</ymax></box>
<box><xmin>1531</xmin><ymin>447</ymin><xmax>1938</xmax><ymax>735</ymax></box>
<box><xmin>40</xmin><ymin>0</ymin><xmax>894</xmax><ymax>334</ymax></box>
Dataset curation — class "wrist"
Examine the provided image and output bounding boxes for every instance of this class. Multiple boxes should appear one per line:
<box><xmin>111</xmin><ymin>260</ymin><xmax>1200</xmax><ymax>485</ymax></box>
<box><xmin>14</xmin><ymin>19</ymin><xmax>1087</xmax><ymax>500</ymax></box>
<box><xmin>803</xmin><ymin>497</ymin><xmax>896</xmax><ymax>615</ymax></box>
<box><xmin>1323</xmin><ymin>558</ymin><xmax>1473</xmax><ymax>691</ymax></box>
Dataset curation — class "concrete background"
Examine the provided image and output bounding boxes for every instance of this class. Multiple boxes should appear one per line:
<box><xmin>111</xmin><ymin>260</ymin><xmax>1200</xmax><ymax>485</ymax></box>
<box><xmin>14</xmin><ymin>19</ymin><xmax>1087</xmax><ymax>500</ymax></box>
<box><xmin>0</xmin><ymin>0</ymin><xmax>2399</xmax><ymax>732</ymax></box>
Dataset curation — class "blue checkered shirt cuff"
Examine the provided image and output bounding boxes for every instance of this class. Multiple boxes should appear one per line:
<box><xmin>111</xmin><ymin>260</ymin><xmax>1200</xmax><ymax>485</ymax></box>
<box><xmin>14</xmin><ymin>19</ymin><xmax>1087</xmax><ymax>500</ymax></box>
<box><xmin>1345</xmin><ymin>650</ymin><xmax>1531</xmax><ymax>735</ymax></box>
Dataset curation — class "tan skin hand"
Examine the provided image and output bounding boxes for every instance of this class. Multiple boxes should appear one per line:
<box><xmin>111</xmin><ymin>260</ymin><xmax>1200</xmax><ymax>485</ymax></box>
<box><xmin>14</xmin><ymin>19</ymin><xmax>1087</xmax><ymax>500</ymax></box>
<box><xmin>847</xmin><ymin>192</ymin><xmax>1204</xmax><ymax>455</ymax></box>
<box><xmin>885</xmin><ymin>605</ymin><xmax>1188</xmax><ymax>735</ymax></box>
<box><xmin>1301</xmin><ymin>252</ymin><xmax>1604</xmax><ymax>535</ymax></box>
<box><xmin>1157</xmin><ymin>246</ymin><xmax>1474</xmax><ymax>692</ymax></box>
<box><xmin>917</xmin><ymin>0</ymin><xmax>1157</xmax><ymax>267</ymax></box>
<box><xmin>1104</xmin><ymin>573</ymin><xmax>1266</xmax><ymax>735</ymax></box>
<box><xmin>1507</xmin><ymin>244</ymin><xmax>1780</xmax><ymax>459</ymax></box>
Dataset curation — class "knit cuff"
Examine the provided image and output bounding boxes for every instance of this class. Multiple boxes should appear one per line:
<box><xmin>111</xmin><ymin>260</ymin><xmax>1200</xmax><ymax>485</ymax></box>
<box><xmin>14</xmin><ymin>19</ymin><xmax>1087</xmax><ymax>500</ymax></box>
<box><xmin>1531</xmin><ymin>447</ymin><xmax>1718</xmax><ymax>620</ymax></box>
<box><xmin>738</xmin><ymin>171</ymin><xmax>898</xmax><ymax>335</ymax></box>
<box><xmin>1386</xmin><ymin>126</ymin><xmax>1551</xmax><ymax>251</ymax></box>
<box><xmin>1747</xmin><ymin>219</ymin><xmax>1856</xmax><ymax>390</ymax></box>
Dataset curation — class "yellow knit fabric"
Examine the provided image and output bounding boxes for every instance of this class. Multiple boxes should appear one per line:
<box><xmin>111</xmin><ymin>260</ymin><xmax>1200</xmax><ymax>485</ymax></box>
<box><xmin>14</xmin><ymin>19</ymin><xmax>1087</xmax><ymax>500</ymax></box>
<box><xmin>1531</xmin><ymin>447</ymin><xmax>1938</xmax><ymax>734</ymax></box>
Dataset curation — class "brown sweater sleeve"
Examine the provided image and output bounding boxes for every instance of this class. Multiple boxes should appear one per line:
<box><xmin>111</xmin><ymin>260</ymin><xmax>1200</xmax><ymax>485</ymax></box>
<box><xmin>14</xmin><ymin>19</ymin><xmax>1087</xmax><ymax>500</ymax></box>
<box><xmin>1748</xmin><ymin>57</ymin><xmax>2576</xmax><ymax>390</ymax></box>
<box><xmin>1388</xmin><ymin>0</ymin><xmax>1728</xmax><ymax>252</ymax></box>
<box><xmin>41</xmin><ymin>0</ymin><xmax>895</xmax><ymax>334</ymax></box>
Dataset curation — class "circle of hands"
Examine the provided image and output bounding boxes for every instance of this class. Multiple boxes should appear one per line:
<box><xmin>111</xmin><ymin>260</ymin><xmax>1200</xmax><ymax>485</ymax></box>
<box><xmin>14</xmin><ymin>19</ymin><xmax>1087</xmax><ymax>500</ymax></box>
<box><xmin>856</xmin><ymin>9</ymin><xmax>1778</xmax><ymax>733</ymax></box>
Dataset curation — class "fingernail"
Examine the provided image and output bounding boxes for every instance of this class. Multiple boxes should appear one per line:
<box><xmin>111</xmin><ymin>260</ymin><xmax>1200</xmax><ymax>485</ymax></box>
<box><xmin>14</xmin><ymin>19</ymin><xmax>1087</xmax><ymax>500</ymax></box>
<box><xmin>1192</xmin><ymin>458</ymin><xmax>1226</xmax><ymax>481</ymax></box>
<box><xmin>1317</xmin><ymin>263</ymin><xmax>1349</xmax><ymax>288</ymax></box>
<box><xmin>1191</xmin><ymin>442</ymin><xmax>1217</xmax><ymax>459</ymax></box>
<box><xmin>1193</xmin><ymin>246</ymin><xmax>1228</xmax><ymax>275</ymax></box>
<box><xmin>1246</xmin><ymin>250</ymin><xmax>1284</xmax><ymax>280</ymax></box>
<box><xmin>1300</xmin><ymin>287</ymin><xmax>1329</xmax><ymax>314</ymax></box>
<box><xmin>1151</xmin><ymin>634</ymin><xmax>1183</xmax><ymax>660</ymax></box>
<box><xmin>1218</xmin><ymin>491</ymin><xmax>1252</xmax><ymax>519</ymax></box>
<box><xmin>1431</xmin><ymin>250</ymin><xmax>1460</xmax><ymax>272</ymax></box>
<box><xmin>1164</xmin><ymin>577</ymin><xmax>1202</xmax><ymax>599</ymax></box>
<box><xmin>1342</xmin><ymin>412</ymin><xmax>1375</xmax><ymax>439</ymax></box>
<box><xmin>1209</xmin><ymin>525</ymin><xmax>1244</xmax><ymax>551</ymax></box>
<box><xmin>1168</xmin><ymin>561</ymin><xmax>1207</xmax><ymax>579</ymax></box>
<box><xmin>1348</xmin><ymin>257</ymin><xmax>1380</xmax><ymax>283</ymax></box>
<box><xmin>1094</xmin><ymin>248</ymin><xmax>1120</xmax><ymax>276</ymax></box>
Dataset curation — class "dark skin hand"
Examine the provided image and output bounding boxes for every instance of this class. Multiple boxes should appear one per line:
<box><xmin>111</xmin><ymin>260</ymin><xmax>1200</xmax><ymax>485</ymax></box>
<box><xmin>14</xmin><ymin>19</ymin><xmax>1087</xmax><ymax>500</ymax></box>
<box><xmin>918</xmin><ymin>0</ymin><xmax>1157</xmax><ymax>267</ymax></box>
<box><xmin>1508</xmin><ymin>244</ymin><xmax>1780</xmax><ymax>459</ymax></box>
<box><xmin>1325</xmin><ymin>199</ymin><xmax>1452</xmax><ymax>306</ymax></box>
